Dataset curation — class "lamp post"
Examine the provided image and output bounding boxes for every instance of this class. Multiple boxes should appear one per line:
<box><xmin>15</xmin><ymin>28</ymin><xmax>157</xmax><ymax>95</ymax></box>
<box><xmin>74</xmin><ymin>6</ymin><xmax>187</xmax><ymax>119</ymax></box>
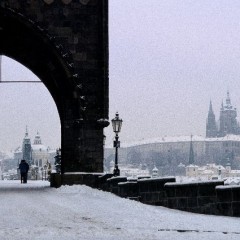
<box><xmin>40</xmin><ymin>167</ymin><xmax>43</xmax><ymax>181</ymax></box>
<box><xmin>111</xmin><ymin>112</ymin><xmax>123</xmax><ymax>176</ymax></box>
<box><xmin>43</xmin><ymin>164</ymin><xmax>47</xmax><ymax>181</ymax></box>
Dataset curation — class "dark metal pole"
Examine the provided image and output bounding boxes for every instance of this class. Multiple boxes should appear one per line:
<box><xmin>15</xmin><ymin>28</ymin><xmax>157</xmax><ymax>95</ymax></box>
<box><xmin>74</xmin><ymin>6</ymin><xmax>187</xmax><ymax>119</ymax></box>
<box><xmin>113</xmin><ymin>134</ymin><xmax>120</xmax><ymax>176</ymax></box>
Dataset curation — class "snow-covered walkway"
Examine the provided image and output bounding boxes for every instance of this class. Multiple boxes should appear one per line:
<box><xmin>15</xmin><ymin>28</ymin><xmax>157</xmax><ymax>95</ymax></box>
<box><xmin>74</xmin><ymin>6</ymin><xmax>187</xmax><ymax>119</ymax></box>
<box><xmin>0</xmin><ymin>180</ymin><xmax>239</xmax><ymax>240</ymax></box>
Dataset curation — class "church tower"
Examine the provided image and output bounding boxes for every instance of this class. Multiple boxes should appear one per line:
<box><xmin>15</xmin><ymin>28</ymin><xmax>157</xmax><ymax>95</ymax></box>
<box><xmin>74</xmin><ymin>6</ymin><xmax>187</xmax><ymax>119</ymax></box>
<box><xmin>218</xmin><ymin>91</ymin><xmax>239</xmax><ymax>137</ymax></box>
<box><xmin>33</xmin><ymin>131</ymin><xmax>42</xmax><ymax>145</ymax></box>
<box><xmin>22</xmin><ymin>126</ymin><xmax>32</xmax><ymax>165</ymax></box>
<box><xmin>206</xmin><ymin>100</ymin><xmax>218</xmax><ymax>137</ymax></box>
<box><xmin>189</xmin><ymin>135</ymin><xmax>194</xmax><ymax>165</ymax></box>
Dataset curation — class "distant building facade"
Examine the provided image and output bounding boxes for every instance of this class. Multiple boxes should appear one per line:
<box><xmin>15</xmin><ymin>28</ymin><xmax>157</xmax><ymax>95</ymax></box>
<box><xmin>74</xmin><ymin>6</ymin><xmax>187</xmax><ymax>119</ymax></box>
<box><xmin>14</xmin><ymin>128</ymin><xmax>55</xmax><ymax>167</ymax></box>
<box><xmin>206</xmin><ymin>91</ymin><xmax>240</xmax><ymax>137</ymax></box>
<box><xmin>186</xmin><ymin>163</ymin><xmax>240</xmax><ymax>181</ymax></box>
<box><xmin>31</xmin><ymin>131</ymin><xmax>50</xmax><ymax>167</ymax></box>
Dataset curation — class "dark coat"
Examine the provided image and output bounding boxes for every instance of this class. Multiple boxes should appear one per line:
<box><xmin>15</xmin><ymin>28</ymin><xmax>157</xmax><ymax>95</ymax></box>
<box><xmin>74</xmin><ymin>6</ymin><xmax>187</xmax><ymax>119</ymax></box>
<box><xmin>19</xmin><ymin>161</ymin><xmax>29</xmax><ymax>174</ymax></box>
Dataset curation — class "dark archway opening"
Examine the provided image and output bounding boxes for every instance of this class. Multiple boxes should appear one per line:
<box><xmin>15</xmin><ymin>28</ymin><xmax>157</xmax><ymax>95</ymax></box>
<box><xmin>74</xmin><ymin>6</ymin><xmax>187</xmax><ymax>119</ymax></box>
<box><xmin>0</xmin><ymin>7</ymin><xmax>85</xmax><ymax>173</ymax></box>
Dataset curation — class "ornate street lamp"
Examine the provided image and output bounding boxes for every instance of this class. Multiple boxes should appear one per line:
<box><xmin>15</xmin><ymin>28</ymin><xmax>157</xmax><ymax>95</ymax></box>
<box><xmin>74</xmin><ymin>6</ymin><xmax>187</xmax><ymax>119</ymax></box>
<box><xmin>40</xmin><ymin>167</ymin><xmax>43</xmax><ymax>181</ymax></box>
<box><xmin>43</xmin><ymin>164</ymin><xmax>47</xmax><ymax>181</ymax></box>
<box><xmin>111</xmin><ymin>112</ymin><xmax>123</xmax><ymax>176</ymax></box>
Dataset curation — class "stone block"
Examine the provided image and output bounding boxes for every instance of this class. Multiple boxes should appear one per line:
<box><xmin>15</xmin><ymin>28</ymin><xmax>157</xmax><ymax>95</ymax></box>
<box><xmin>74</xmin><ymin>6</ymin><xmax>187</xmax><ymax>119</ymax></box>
<box><xmin>158</xmin><ymin>191</ymin><xmax>166</xmax><ymax>199</ymax></box>
<box><xmin>188</xmin><ymin>207</ymin><xmax>200</xmax><ymax>213</ymax></box>
<box><xmin>167</xmin><ymin>198</ymin><xmax>178</xmax><ymax>209</ymax></box>
<box><xmin>138</xmin><ymin>182</ymin><xmax>149</xmax><ymax>193</ymax></box>
<box><xmin>216</xmin><ymin>202</ymin><xmax>232</xmax><ymax>216</ymax></box>
<box><xmin>107</xmin><ymin>176</ymin><xmax>127</xmax><ymax>195</ymax></box>
<box><xmin>187</xmin><ymin>197</ymin><xmax>198</xmax><ymax>208</ymax></box>
<box><xmin>200</xmin><ymin>205</ymin><xmax>212</xmax><ymax>215</ymax></box>
<box><xmin>98</xmin><ymin>173</ymin><xmax>113</xmax><ymax>191</ymax></box>
<box><xmin>216</xmin><ymin>187</ymin><xmax>232</xmax><ymax>202</ymax></box>
<box><xmin>118</xmin><ymin>182</ymin><xmax>139</xmax><ymax>198</ymax></box>
<box><xmin>145</xmin><ymin>193</ymin><xmax>152</xmax><ymax>202</ymax></box>
<box><xmin>60</xmin><ymin>172</ymin><xmax>104</xmax><ymax>188</ymax></box>
<box><xmin>175</xmin><ymin>184</ymin><xmax>198</xmax><ymax>198</ymax></box>
<box><xmin>139</xmin><ymin>193</ymin><xmax>146</xmax><ymax>202</ymax></box>
<box><xmin>155</xmin><ymin>200</ymin><xmax>167</xmax><ymax>207</ymax></box>
<box><xmin>164</xmin><ymin>185</ymin><xmax>176</xmax><ymax>198</ymax></box>
<box><xmin>177</xmin><ymin>198</ymin><xmax>188</xmax><ymax>208</ymax></box>
<box><xmin>198</xmin><ymin>196</ymin><xmax>216</xmax><ymax>206</ymax></box>
<box><xmin>152</xmin><ymin>192</ymin><xmax>159</xmax><ymax>202</ymax></box>
<box><xmin>232</xmin><ymin>202</ymin><xmax>240</xmax><ymax>217</ymax></box>
<box><xmin>138</xmin><ymin>177</ymin><xmax>175</xmax><ymax>193</ymax></box>
<box><xmin>148</xmin><ymin>182</ymin><xmax>157</xmax><ymax>192</ymax></box>
<box><xmin>198</xmin><ymin>181</ymin><xmax>223</xmax><ymax>197</ymax></box>
<box><xmin>231</xmin><ymin>187</ymin><xmax>240</xmax><ymax>202</ymax></box>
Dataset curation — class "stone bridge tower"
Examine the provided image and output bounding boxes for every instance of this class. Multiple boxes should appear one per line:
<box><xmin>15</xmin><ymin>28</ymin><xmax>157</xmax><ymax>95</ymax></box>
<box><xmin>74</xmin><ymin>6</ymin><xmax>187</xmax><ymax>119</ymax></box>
<box><xmin>0</xmin><ymin>0</ymin><xmax>109</xmax><ymax>174</ymax></box>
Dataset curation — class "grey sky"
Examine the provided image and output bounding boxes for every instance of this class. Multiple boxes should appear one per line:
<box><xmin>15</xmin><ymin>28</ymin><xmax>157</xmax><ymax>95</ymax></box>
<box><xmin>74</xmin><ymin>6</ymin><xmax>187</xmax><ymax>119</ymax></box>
<box><xmin>1</xmin><ymin>57</ymin><xmax>61</xmax><ymax>152</ymax></box>
<box><xmin>105</xmin><ymin>0</ymin><xmax>240</xmax><ymax>146</ymax></box>
<box><xmin>2</xmin><ymin>0</ymin><xmax>240</xmax><ymax>151</ymax></box>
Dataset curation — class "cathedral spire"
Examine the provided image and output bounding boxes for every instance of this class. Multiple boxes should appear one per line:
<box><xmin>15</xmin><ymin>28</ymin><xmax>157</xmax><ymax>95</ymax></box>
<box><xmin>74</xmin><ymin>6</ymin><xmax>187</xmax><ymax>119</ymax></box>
<box><xmin>206</xmin><ymin>100</ymin><xmax>217</xmax><ymax>137</ymax></box>
<box><xmin>226</xmin><ymin>90</ymin><xmax>232</xmax><ymax>107</ymax></box>
<box><xmin>34</xmin><ymin>131</ymin><xmax>42</xmax><ymax>145</ymax></box>
<box><xmin>221</xmin><ymin>100</ymin><xmax>224</xmax><ymax>110</ymax></box>
<box><xmin>209</xmin><ymin>100</ymin><xmax>213</xmax><ymax>113</ymax></box>
<box><xmin>25</xmin><ymin>126</ymin><xmax>29</xmax><ymax>138</ymax></box>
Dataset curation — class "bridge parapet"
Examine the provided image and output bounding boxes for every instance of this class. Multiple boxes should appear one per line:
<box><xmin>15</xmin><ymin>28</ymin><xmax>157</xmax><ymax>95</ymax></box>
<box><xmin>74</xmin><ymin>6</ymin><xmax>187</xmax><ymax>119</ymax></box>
<box><xmin>165</xmin><ymin>180</ymin><xmax>224</xmax><ymax>214</ymax></box>
<box><xmin>51</xmin><ymin>173</ymin><xmax>240</xmax><ymax>217</ymax></box>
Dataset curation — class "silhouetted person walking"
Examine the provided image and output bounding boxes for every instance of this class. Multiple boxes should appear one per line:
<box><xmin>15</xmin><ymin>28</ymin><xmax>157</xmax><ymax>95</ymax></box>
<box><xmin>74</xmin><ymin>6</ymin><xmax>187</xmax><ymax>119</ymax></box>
<box><xmin>19</xmin><ymin>160</ymin><xmax>29</xmax><ymax>184</ymax></box>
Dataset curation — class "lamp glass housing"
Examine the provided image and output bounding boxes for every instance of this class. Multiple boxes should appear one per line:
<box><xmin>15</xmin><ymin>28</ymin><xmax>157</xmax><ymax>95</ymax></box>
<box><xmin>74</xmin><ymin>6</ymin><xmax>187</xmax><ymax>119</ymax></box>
<box><xmin>111</xmin><ymin>112</ymin><xmax>123</xmax><ymax>133</ymax></box>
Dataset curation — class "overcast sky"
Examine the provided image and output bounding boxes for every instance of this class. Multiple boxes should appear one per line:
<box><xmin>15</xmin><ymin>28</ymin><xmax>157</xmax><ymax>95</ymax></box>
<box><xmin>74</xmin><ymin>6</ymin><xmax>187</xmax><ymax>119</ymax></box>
<box><xmin>2</xmin><ymin>0</ymin><xmax>240</xmax><ymax>151</ymax></box>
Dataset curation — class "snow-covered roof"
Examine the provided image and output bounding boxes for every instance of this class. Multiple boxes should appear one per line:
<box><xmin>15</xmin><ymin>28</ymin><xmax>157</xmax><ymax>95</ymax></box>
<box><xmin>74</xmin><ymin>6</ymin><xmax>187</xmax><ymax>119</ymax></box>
<box><xmin>224</xmin><ymin>178</ymin><xmax>240</xmax><ymax>185</ymax></box>
<box><xmin>106</xmin><ymin>134</ymin><xmax>240</xmax><ymax>149</ymax></box>
<box><xmin>186</xmin><ymin>164</ymin><xmax>199</xmax><ymax>168</ymax></box>
<box><xmin>230</xmin><ymin>170</ymin><xmax>240</xmax><ymax>173</ymax></box>
<box><xmin>178</xmin><ymin>163</ymin><xmax>185</xmax><ymax>167</ymax></box>
<box><xmin>152</xmin><ymin>166</ymin><xmax>158</xmax><ymax>171</ymax></box>
<box><xmin>202</xmin><ymin>170</ymin><xmax>214</xmax><ymax>174</ymax></box>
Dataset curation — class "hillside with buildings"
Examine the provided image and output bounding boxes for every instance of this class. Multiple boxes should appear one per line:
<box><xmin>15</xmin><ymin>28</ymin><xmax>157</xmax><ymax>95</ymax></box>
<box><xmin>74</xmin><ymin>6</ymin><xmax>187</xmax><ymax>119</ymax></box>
<box><xmin>105</xmin><ymin>92</ymin><xmax>240</xmax><ymax>178</ymax></box>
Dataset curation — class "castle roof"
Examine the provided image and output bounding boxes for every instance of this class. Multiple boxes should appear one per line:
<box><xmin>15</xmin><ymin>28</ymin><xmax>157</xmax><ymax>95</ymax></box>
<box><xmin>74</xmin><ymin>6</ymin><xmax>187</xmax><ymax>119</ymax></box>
<box><xmin>105</xmin><ymin>134</ymin><xmax>240</xmax><ymax>148</ymax></box>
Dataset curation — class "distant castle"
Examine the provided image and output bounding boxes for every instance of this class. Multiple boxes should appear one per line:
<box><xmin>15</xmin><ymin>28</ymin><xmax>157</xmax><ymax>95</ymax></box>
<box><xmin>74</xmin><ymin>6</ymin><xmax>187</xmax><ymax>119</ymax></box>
<box><xmin>104</xmin><ymin>91</ymin><xmax>240</xmax><ymax>176</ymax></box>
<box><xmin>206</xmin><ymin>91</ymin><xmax>240</xmax><ymax>137</ymax></box>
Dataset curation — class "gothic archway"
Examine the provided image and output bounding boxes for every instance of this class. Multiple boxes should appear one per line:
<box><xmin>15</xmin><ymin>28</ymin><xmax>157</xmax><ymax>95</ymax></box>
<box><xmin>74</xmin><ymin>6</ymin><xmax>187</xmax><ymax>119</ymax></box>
<box><xmin>0</xmin><ymin>5</ymin><xmax>107</xmax><ymax>174</ymax></box>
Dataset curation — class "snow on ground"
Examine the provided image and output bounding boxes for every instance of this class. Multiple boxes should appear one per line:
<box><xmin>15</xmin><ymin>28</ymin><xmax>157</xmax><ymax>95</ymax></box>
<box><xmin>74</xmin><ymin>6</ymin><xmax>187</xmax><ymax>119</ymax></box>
<box><xmin>0</xmin><ymin>180</ymin><xmax>239</xmax><ymax>240</ymax></box>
